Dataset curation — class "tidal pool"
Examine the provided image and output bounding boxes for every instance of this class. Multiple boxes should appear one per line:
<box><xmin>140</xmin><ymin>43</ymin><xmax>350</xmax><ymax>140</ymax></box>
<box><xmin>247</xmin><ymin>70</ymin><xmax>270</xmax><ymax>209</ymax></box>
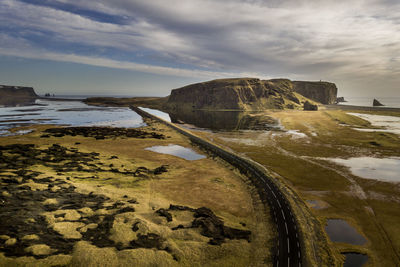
<box><xmin>328</xmin><ymin>157</ymin><xmax>400</xmax><ymax>182</ymax></box>
<box><xmin>145</xmin><ymin>144</ymin><xmax>206</xmax><ymax>160</ymax></box>
<box><xmin>348</xmin><ymin>112</ymin><xmax>400</xmax><ymax>135</ymax></box>
<box><xmin>342</xmin><ymin>253</ymin><xmax>368</xmax><ymax>267</ymax></box>
<box><xmin>325</xmin><ymin>219</ymin><xmax>366</xmax><ymax>245</ymax></box>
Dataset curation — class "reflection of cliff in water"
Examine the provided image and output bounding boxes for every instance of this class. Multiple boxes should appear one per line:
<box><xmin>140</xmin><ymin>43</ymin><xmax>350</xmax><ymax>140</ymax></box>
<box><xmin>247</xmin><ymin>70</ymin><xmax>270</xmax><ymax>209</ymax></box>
<box><xmin>0</xmin><ymin>97</ymin><xmax>37</xmax><ymax>107</ymax></box>
<box><xmin>168</xmin><ymin>109</ymin><xmax>279</xmax><ymax>131</ymax></box>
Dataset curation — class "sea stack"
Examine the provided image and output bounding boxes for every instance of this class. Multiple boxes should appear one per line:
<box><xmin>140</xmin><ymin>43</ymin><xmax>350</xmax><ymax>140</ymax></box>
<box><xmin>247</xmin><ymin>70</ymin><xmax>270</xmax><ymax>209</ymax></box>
<box><xmin>336</xmin><ymin>97</ymin><xmax>347</xmax><ymax>103</ymax></box>
<box><xmin>373</xmin><ymin>99</ymin><xmax>384</xmax><ymax>107</ymax></box>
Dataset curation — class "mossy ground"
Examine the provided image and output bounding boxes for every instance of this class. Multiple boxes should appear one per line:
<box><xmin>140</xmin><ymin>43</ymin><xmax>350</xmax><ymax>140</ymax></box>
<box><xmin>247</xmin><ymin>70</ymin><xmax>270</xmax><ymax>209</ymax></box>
<box><xmin>0</xmin><ymin>120</ymin><xmax>273</xmax><ymax>266</ymax></box>
<box><xmin>197</xmin><ymin>109</ymin><xmax>400</xmax><ymax>267</ymax></box>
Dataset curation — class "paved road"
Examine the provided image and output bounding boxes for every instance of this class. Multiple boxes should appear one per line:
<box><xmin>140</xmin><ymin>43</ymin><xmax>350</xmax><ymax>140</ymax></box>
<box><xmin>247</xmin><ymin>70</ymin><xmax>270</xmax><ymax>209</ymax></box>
<box><xmin>132</xmin><ymin>106</ymin><xmax>303</xmax><ymax>267</ymax></box>
<box><xmin>253</xmin><ymin>170</ymin><xmax>302</xmax><ymax>267</ymax></box>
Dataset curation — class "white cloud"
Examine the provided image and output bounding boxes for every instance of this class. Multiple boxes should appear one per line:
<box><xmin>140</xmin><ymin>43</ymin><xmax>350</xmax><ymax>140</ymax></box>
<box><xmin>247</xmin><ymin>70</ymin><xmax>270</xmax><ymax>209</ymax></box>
<box><xmin>0</xmin><ymin>0</ymin><xmax>399</xmax><ymax>95</ymax></box>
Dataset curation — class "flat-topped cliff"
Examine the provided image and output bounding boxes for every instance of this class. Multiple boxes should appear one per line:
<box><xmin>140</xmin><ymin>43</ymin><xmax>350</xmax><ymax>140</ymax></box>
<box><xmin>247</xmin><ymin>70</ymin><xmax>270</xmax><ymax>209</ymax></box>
<box><xmin>166</xmin><ymin>78</ymin><xmax>335</xmax><ymax>110</ymax></box>
<box><xmin>293</xmin><ymin>81</ymin><xmax>337</xmax><ymax>104</ymax></box>
<box><xmin>0</xmin><ymin>85</ymin><xmax>38</xmax><ymax>98</ymax></box>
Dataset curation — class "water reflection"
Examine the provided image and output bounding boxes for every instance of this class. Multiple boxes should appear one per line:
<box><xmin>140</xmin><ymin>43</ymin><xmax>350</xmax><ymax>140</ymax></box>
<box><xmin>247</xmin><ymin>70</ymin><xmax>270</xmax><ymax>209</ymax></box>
<box><xmin>0</xmin><ymin>99</ymin><xmax>144</xmax><ymax>136</ymax></box>
<box><xmin>342</xmin><ymin>253</ymin><xmax>368</xmax><ymax>267</ymax></box>
<box><xmin>0</xmin><ymin>97</ymin><xmax>37</xmax><ymax>107</ymax></box>
<box><xmin>328</xmin><ymin>157</ymin><xmax>400</xmax><ymax>183</ymax></box>
<box><xmin>161</xmin><ymin>109</ymin><xmax>279</xmax><ymax>131</ymax></box>
<box><xmin>145</xmin><ymin>144</ymin><xmax>206</xmax><ymax>160</ymax></box>
<box><xmin>325</xmin><ymin>219</ymin><xmax>366</xmax><ymax>245</ymax></box>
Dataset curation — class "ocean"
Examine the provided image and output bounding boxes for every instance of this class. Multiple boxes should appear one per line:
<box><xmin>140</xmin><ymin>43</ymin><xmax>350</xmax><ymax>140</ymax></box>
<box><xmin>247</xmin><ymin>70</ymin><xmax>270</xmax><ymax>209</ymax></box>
<box><xmin>338</xmin><ymin>97</ymin><xmax>400</xmax><ymax>108</ymax></box>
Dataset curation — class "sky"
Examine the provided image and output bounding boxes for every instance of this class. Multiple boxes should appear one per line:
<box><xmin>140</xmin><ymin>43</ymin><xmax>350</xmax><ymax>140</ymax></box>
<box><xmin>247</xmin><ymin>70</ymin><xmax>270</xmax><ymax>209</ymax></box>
<box><xmin>0</xmin><ymin>0</ymin><xmax>399</xmax><ymax>97</ymax></box>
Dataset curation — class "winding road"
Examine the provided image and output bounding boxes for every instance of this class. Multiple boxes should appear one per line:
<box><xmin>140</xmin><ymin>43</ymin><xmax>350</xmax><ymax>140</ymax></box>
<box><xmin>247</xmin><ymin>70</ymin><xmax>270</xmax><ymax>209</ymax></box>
<box><xmin>251</xmin><ymin>168</ymin><xmax>302</xmax><ymax>267</ymax></box>
<box><xmin>132</xmin><ymin>106</ymin><xmax>303</xmax><ymax>267</ymax></box>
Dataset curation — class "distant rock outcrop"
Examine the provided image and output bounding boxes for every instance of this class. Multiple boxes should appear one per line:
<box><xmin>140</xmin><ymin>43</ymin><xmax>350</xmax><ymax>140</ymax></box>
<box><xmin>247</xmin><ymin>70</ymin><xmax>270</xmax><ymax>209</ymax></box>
<box><xmin>0</xmin><ymin>85</ymin><xmax>38</xmax><ymax>106</ymax></box>
<box><xmin>304</xmin><ymin>101</ymin><xmax>318</xmax><ymax>111</ymax></box>
<box><xmin>165</xmin><ymin>78</ymin><xmax>317</xmax><ymax>111</ymax></box>
<box><xmin>373</xmin><ymin>99</ymin><xmax>384</xmax><ymax>106</ymax></box>
<box><xmin>336</xmin><ymin>97</ymin><xmax>347</xmax><ymax>103</ymax></box>
<box><xmin>0</xmin><ymin>85</ymin><xmax>38</xmax><ymax>99</ymax></box>
<box><xmin>293</xmin><ymin>81</ymin><xmax>338</xmax><ymax>104</ymax></box>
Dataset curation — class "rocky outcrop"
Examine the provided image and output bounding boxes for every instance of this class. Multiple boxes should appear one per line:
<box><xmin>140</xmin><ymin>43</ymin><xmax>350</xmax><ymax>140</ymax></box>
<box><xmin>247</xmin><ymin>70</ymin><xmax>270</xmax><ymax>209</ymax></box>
<box><xmin>293</xmin><ymin>81</ymin><xmax>337</xmax><ymax>104</ymax></box>
<box><xmin>373</xmin><ymin>99</ymin><xmax>384</xmax><ymax>106</ymax></box>
<box><xmin>336</xmin><ymin>97</ymin><xmax>347</xmax><ymax>103</ymax></box>
<box><xmin>0</xmin><ymin>85</ymin><xmax>37</xmax><ymax>98</ymax></box>
<box><xmin>0</xmin><ymin>85</ymin><xmax>38</xmax><ymax>106</ymax></box>
<box><xmin>304</xmin><ymin>101</ymin><xmax>318</xmax><ymax>111</ymax></box>
<box><xmin>165</xmin><ymin>78</ymin><xmax>337</xmax><ymax>111</ymax></box>
<box><xmin>166</xmin><ymin>78</ymin><xmax>307</xmax><ymax>111</ymax></box>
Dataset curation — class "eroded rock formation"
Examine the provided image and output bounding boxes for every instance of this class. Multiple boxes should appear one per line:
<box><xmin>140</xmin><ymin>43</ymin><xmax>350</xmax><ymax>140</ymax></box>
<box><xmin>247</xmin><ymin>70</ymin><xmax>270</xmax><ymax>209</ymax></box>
<box><xmin>0</xmin><ymin>85</ymin><xmax>38</xmax><ymax>106</ymax></box>
<box><xmin>166</xmin><ymin>78</ymin><xmax>303</xmax><ymax>110</ymax></box>
<box><xmin>0</xmin><ymin>85</ymin><xmax>37</xmax><ymax>98</ymax></box>
<box><xmin>293</xmin><ymin>81</ymin><xmax>337</xmax><ymax>104</ymax></box>
<box><xmin>165</xmin><ymin>78</ymin><xmax>337</xmax><ymax>110</ymax></box>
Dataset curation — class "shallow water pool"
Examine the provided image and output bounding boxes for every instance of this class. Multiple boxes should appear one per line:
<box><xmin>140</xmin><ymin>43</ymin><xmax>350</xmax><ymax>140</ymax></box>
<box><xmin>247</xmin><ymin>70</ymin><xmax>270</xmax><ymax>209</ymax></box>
<box><xmin>325</xmin><ymin>219</ymin><xmax>366</xmax><ymax>245</ymax></box>
<box><xmin>0</xmin><ymin>99</ymin><xmax>145</xmax><ymax>136</ymax></box>
<box><xmin>145</xmin><ymin>144</ymin><xmax>206</xmax><ymax>160</ymax></box>
<box><xmin>328</xmin><ymin>157</ymin><xmax>400</xmax><ymax>182</ymax></box>
<box><xmin>348</xmin><ymin>112</ymin><xmax>400</xmax><ymax>135</ymax></box>
<box><xmin>342</xmin><ymin>253</ymin><xmax>368</xmax><ymax>267</ymax></box>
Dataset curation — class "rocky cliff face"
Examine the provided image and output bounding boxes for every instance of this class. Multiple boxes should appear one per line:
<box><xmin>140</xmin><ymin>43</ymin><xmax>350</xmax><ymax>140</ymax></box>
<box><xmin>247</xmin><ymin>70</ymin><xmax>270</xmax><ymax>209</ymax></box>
<box><xmin>292</xmin><ymin>81</ymin><xmax>337</xmax><ymax>104</ymax></box>
<box><xmin>0</xmin><ymin>85</ymin><xmax>38</xmax><ymax>98</ymax></box>
<box><xmin>166</xmin><ymin>78</ymin><xmax>310</xmax><ymax>110</ymax></box>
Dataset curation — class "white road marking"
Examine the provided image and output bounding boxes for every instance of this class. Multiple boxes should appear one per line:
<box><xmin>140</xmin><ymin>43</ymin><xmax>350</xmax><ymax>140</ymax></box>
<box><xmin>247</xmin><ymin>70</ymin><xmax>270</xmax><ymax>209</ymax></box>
<box><xmin>298</xmin><ymin>251</ymin><xmax>301</xmax><ymax>259</ymax></box>
<box><xmin>287</xmin><ymin>238</ymin><xmax>290</xmax><ymax>253</ymax></box>
<box><xmin>285</xmin><ymin>222</ymin><xmax>289</xmax><ymax>235</ymax></box>
<box><xmin>281</xmin><ymin>210</ymin><xmax>286</xmax><ymax>220</ymax></box>
<box><xmin>288</xmin><ymin>257</ymin><xmax>290</xmax><ymax>267</ymax></box>
<box><xmin>277</xmin><ymin>200</ymin><xmax>282</xmax><ymax>208</ymax></box>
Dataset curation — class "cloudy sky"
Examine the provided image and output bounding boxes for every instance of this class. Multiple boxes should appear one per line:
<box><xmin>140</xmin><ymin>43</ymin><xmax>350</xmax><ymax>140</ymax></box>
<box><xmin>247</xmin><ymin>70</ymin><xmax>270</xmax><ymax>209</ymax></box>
<box><xmin>0</xmin><ymin>0</ymin><xmax>399</xmax><ymax>97</ymax></box>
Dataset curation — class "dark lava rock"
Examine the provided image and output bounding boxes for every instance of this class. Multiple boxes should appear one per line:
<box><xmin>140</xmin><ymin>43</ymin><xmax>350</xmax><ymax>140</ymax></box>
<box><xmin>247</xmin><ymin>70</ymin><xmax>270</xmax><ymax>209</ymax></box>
<box><xmin>153</xmin><ymin>165</ymin><xmax>168</xmax><ymax>175</ymax></box>
<box><xmin>130</xmin><ymin>233</ymin><xmax>164</xmax><ymax>249</ymax></box>
<box><xmin>168</xmin><ymin>204</ymin><xmax>195</xmax><ymax>212</ymax></box>
<box><xmin>166</xmin><ymin>205</ymin><xmax>251</xmax><ymax>245</ymax></box>
<box><xmin>115</xmin><ymin>207</ymin><xmax>135</xmax><ymax>214</ymax></box>
<box><xmin>172</xmin><ymin>224</ymin><xmax>185</xmax><ymax>230</ymax></box>
<box><xmin>304</xmin><ymin>101</ymin><xmax>318</xmax><ymax>111</ymax></box>
<box><xmin>156</xmin><ymin>208</ymin><xmax>172</xmax><ymax>222</ymax></box>
<box><xmin>373</xmin><ymin>99</ymin><xmax>385</xmax><ymax>106</ymax></box>
<box><xmin>43</xmin><ymin>127</ymin><xmax>165</xmax><ymax>140</ymax></box>
<box><xmin>133</xmin><ymin>167</ymin><xmax>150</xmax><ymax>177</ymax></box>
<box><xmin>336</xmin><ymin>96</ymin><xmax>347</xmax><ymax>103</ymax></box>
